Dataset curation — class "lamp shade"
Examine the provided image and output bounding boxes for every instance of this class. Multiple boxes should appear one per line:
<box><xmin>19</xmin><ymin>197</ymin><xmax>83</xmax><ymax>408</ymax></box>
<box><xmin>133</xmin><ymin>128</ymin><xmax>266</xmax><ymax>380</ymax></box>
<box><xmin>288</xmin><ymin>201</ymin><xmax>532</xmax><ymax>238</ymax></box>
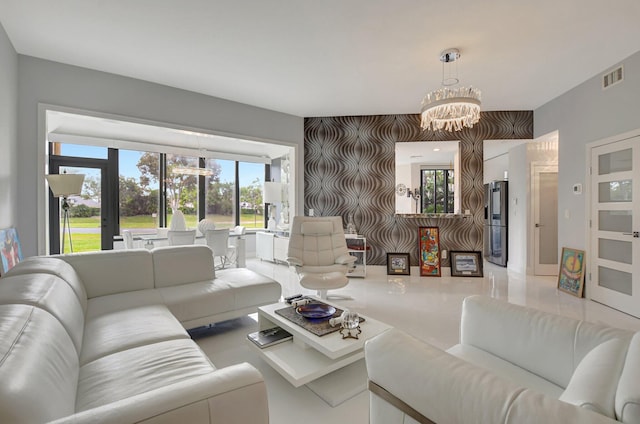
<box><xmin>46</xmin><ymin>174</ymin><xmax>85</xmax><ymax>197</ymax></box>
<box><xmin>263</xmin><ymin>181</ymin><xmax>282</xmax><ymax>204</ymax></box>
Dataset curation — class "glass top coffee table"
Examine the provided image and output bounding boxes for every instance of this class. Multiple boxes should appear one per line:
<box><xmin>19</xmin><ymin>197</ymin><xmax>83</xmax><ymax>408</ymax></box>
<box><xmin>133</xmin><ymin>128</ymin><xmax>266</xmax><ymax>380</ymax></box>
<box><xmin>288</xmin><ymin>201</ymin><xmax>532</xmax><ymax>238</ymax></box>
<box><xmin>249</xmin><ymin>299</ymin><xmax>391</xmax><ymax>387</ymax></box>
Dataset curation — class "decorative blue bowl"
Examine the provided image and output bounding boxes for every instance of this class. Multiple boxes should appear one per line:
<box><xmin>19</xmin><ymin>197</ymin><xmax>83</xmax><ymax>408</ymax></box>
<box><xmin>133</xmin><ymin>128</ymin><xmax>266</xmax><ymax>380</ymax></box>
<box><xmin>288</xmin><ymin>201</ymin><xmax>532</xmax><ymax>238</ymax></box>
<box><xmin>296</xmin><ymin>303</ymin><xmax>337</xmax><ymax>319</ymax></box>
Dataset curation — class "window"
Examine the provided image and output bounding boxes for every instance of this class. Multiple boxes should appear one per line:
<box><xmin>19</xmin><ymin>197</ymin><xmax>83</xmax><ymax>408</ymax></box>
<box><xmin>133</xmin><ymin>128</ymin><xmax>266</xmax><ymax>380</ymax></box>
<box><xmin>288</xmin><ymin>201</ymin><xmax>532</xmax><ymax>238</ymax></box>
<box><xmin>49</xmin><ymin>141</ymin><xmax>273</xmax><ymax>252</ymax></box>
<box><xmin>118</xmin><ymin>150</ymin><xmax>160</xmax><ymax>234</ymax></box>
<box><xmin>421</xmin><ymin>169</ymin><xmax>455</xmax><ymax>213</ymax></box>
<box><xmin>205</xmin><ymin>158</ymin><xmax>235</xmax><ymax>229</ymax></box>
<box><xmin>239</xmin><ymin>162</ymin><xmax>265</xmax><ymax>229</ymax></box>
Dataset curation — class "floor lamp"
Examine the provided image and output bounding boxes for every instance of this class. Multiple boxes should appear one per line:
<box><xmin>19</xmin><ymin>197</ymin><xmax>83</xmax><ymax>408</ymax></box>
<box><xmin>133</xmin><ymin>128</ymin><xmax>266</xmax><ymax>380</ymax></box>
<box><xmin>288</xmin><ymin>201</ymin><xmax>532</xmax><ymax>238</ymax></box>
<box><xmin>46</xmin><ymin>172</ymin><xmax>85</xmax><ymax>253</ymax></box>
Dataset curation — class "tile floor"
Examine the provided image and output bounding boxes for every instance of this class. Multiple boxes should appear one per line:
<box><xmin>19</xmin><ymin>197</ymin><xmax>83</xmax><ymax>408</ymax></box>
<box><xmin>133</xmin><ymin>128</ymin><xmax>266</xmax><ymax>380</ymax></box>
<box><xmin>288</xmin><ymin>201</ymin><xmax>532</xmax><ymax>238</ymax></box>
<box><xmin>193</xmin><ymin>259</ymin><xmax>640</xmax><ymax>424</ymax></box>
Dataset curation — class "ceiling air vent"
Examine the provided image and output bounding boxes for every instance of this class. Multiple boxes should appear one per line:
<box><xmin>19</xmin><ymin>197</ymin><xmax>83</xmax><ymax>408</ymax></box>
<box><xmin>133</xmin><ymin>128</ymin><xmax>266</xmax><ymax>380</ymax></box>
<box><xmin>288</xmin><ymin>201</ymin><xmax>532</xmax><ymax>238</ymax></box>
<box><xmin>603</xmin><ymin>66</ymin><xmax>623</xmax><ymax>89</ymax></box>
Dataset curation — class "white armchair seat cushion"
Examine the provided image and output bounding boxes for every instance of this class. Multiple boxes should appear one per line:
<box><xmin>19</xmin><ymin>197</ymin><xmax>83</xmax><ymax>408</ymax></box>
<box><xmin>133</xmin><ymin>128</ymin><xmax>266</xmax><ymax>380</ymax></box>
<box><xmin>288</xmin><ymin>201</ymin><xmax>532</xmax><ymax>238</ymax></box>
<box><xmin>80</xmin><ymin>304</ymin><xmax>189</xmax><ymax>365</ymax></box>
<box><xmin>447</xmin><ymin>344</ymin><xmax>564</xmax><ymax>398</ymax></box>
<box><xmin>76</xmin><ymin>339</ymin><xmax>215</xmax><ymax>412</ymax></box>
<box><xmin>299</xmin><ymin>271</ymin><xmax>348</xmax><ymax>290</ymax></box>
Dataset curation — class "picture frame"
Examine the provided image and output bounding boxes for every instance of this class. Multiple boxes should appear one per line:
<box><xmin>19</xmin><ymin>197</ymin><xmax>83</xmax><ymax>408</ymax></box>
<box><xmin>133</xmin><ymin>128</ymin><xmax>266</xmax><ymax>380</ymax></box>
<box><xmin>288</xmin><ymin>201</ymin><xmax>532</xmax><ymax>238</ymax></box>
<box><xmin>558</xmin><ymin>247</ymin><xmax>586</xmax><ymax>298</ymax></box>
<box><xmin>387</xmin><ymin>252</ymin><xmax>410</xmax><ymax>275</ymax></box>
<box><xmin>418</xmin><ymin>226</ymin><xmax>441</xmax><ymax>277</ymax></box>
<box><xmin>450</xmin><ymin>251</ymin><xmax>483</xmax><ymax>277</ymax></box>
<box><xmin>1</xmin><ymin>227</ymin><xmax>24</xmax><ymax>276</ymax></box>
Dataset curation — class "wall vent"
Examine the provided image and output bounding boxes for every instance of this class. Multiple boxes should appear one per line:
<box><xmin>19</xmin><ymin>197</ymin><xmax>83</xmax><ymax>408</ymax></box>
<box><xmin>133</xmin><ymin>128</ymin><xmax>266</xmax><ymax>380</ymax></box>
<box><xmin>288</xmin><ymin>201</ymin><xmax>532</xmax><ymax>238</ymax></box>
<box><xmin>603</xmin><ymin>66</ymin><xmax>623</xmax><ymax>89</ymax></box>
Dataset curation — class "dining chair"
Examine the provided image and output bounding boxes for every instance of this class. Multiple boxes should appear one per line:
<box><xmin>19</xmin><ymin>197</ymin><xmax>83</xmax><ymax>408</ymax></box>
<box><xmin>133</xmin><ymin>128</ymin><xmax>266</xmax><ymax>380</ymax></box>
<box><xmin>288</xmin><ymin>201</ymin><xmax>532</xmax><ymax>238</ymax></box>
<box><xmin>167</xmin><ymin>229</ymin><xmax>196</xmax><ymax>246</ymax></box>
<box><xmin>204</xmin><ymin>228</ymin><xmax>232</xmax><ymax>269</ymax></box>
<box><xmin>226</xmin><ymin>225</ymin><xmax>246</xmax><ymax>265</ymax></box>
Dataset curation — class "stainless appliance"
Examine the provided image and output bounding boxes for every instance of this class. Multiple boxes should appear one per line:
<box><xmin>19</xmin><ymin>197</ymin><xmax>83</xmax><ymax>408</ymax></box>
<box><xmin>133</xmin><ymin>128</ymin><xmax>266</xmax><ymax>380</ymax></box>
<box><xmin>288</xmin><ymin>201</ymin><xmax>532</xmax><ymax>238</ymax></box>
<box><xmin>484</xmin><ymin>181</ymin><xmax>508</xmax><ymax>267</ymax></box>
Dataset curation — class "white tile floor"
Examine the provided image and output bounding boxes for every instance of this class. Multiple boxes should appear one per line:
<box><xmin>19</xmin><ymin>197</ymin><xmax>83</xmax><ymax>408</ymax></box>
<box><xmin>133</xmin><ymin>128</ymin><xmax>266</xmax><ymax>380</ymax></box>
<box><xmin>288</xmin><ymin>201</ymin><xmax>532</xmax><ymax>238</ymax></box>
<box><xmin>193</xmin><ymin>259</ymin><xmax>640</xmax><ymax>424</ymax></box>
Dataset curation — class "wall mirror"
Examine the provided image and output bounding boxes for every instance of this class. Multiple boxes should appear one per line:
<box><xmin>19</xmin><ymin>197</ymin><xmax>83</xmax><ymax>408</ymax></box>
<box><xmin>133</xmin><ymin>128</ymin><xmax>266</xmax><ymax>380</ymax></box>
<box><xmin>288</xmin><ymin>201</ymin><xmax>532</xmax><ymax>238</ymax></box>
<box><xmin>395</xmin><ymin>141</ymin><xmax>460</xmax><ymax>215</ymax></box>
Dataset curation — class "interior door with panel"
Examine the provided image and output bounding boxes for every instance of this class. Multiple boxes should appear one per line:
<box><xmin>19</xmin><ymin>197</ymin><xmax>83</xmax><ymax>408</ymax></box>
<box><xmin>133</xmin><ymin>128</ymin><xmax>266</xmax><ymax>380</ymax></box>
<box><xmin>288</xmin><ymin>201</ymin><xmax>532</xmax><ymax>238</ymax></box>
<box><xmin>533</xmin><ymin>165</ymin><xmax>558</xmax><ymax>275</ymax></box>
<box><xmin>589</xmin><ymin>137</ymin><xmax>639</xmax><ymax>317</ymax></box>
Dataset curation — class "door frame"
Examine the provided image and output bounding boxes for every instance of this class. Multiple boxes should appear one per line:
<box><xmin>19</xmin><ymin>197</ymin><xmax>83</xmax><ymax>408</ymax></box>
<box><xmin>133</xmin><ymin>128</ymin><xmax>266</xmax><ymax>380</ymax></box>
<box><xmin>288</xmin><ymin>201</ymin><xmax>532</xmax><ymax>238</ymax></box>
<box><xmin>531</xmin><ymin>162</ymin><xmax>558</xmax><ymax>275</ymax></box>
<box><xmin>585</xmin><ymin>127</ymin><xmax>640</xmax><ymax>301</ymax></box>
<box><xmin>48</xmin><ymin>150</ymin><xmax>119</xmax><ymax>254</ymax></box>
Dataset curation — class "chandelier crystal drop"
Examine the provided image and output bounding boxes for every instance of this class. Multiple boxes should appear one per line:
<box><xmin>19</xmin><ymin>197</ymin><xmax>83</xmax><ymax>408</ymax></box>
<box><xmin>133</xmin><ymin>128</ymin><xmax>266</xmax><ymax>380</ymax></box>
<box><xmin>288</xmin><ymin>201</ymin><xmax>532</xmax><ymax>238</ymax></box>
<box><xmin>420</xmin><ymin>48</ymin><xmax>482</xmax><ymax>132</ymax></box>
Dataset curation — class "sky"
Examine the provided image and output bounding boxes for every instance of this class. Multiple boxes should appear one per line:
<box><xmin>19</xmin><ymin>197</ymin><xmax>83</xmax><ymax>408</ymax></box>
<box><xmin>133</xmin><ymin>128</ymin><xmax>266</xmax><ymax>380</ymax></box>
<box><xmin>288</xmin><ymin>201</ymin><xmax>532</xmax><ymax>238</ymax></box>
<box><xmin>59</xmin><ymin>144</ymin><xmax>263</xmax><ymax>187</ymax></box>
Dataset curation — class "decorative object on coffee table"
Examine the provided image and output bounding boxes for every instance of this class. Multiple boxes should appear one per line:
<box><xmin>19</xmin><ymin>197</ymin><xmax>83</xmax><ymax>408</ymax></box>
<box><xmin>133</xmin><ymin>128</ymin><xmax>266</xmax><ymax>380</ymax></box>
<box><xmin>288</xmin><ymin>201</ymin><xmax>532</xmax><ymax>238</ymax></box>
<box><xmin>386</xmin><ymin>252</ymin><xmax>410</xmax><ymax>275</ymax></box>
<box><xmin>450</xmin><ymin>251</ymin><xmax>483</xmax><ymax>277</ymax></box>
<box><xmin>418</xmin><ymin>226</ymin><xmax>441</xmax><ymax>277</ymax></box>
<box><xmin>339</xmin><ymin>310</ymin><xmax>361</xmax><ymax>340</ymax></box>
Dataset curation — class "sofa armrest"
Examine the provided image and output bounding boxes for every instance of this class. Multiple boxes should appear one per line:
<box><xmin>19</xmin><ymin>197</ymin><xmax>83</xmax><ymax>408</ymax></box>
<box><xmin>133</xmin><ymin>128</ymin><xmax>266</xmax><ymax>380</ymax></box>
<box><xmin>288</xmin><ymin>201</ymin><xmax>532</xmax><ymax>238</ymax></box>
<box><xmin>365</xmin><ymin>329</ymin><xmax>617</xmax><ymax>424</ymax></box>
<box><xmin>49</xmin><ymin>363</ymin><xmax>268</xmax><ymax>424</ymax></box>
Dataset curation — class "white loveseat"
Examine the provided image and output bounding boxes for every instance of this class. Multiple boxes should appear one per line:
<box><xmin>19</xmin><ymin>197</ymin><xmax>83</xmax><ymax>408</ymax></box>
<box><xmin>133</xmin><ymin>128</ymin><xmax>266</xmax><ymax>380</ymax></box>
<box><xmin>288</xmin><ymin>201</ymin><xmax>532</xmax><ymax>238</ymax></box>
<box><xmin>365</xmin><ymin>295</ymin><xmax>640</xmax><ymax>424</ymax></box>
<box><xmin>0</xmin><ymin>245</ymin><xmax>281</xmax><ymax>424</ymax></box>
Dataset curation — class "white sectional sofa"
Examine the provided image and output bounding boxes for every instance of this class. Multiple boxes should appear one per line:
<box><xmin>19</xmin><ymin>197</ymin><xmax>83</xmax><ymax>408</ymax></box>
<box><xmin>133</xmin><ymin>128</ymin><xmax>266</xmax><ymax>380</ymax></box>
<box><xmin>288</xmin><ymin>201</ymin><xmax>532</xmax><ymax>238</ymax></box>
<box><xmin>0</xmin><ymin>245</ymin><xmax>281</xmax><ymax>424</ymax></box>
<box><xmin>365</xmin><ymin>295</ymin><xmax>640</xmax><ymax>424</ymax></box>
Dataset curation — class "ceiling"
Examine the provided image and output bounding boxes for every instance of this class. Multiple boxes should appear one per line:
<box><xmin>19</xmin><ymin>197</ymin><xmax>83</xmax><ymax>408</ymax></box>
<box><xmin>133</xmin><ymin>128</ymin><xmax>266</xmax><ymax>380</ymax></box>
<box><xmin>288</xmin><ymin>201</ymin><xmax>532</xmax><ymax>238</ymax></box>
<box><xmin>1</xmin><ymin>0</ymin><xmax>639</xmax><ymax>118</ymax></box>
<box><xmin>46</xmin><ymin>110</ymin><xmax>291</xmax><ymax>161</ymax></box>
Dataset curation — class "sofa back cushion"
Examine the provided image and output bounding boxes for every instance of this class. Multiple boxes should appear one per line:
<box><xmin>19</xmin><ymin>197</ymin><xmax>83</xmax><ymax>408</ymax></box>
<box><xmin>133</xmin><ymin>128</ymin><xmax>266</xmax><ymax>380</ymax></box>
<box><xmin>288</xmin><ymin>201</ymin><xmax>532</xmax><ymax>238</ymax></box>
<box><xmin>0</xmin><ymin>304</ymin><xmax>79</xmax><ymax>423</ymax></box>
<box><xmin>0</xmin><ymin>273</ymin><xmax>85</xmax><ymax>353</ymax></box>
<box><xmin>616</xmin><ymin>332</ymin><xmax>640</xmax><ymax>423</ymax></box>
<box><xmin>559</xmin><ymin>338</ymin><xmax>628</xmax><ymax>418</ymax></box>
<box><xmin>4</xmin><ymin>256</ymin><xmax>88</xmax><ymax>312</ymax></box>
<box><xmin>59</xmin><ymin>249</ymin><xmax>154</xmax><ymax>298</ymax></box>
<box><xmin>152</xmin><ymin>245</ymin><xmax>215</xmax><ymax>288</ymax></box>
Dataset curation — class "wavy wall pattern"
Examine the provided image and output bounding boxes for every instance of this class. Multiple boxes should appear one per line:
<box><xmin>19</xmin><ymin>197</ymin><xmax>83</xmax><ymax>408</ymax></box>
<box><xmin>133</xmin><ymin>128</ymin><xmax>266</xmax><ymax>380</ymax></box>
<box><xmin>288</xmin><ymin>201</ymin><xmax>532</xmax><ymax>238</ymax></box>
<box><xmin>304</xmin><ymin>111</ymin><xmax>533</xmax><ymax>267</ymax></box>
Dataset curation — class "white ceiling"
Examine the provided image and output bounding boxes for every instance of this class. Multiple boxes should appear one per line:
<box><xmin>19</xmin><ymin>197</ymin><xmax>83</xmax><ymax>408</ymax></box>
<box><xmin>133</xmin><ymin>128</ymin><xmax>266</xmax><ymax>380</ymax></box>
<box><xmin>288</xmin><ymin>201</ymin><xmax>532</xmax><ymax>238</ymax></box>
<box><xmin>2</xmin><ymin>0</ymin><xmax>639</xmax><ymax>118</ymax></box>
<box><xmin>46</xmin><ymin>110</ymin><xmax>291</xmax><ymax>161</ymax></box>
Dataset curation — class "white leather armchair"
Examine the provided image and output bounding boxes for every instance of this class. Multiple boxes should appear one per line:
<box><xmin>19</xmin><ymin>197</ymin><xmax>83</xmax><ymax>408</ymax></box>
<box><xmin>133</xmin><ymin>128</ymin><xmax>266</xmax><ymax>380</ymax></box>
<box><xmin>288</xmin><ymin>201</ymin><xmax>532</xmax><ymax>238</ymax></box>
<box><xmin>286</xmin><ymin>216</ymin><xmax>356</xmax><ymax>299</ymax></box>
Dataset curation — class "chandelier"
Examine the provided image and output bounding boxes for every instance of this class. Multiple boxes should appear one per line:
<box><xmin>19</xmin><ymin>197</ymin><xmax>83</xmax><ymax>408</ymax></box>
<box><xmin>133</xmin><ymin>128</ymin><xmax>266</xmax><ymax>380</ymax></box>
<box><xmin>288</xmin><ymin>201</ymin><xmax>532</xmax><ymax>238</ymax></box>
<box><xmin>420</xmin><ymin>48</ymin><xmax>481</xmax><ymax>132</ymax></box>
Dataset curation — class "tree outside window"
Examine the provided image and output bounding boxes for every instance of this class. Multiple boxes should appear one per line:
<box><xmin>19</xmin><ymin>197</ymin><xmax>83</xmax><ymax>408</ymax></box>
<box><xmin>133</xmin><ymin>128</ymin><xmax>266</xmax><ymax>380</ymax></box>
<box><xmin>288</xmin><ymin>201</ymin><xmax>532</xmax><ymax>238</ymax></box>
<box><xmin>421</xmin><ymin>169</ymin><xmax>455</xmax><ymax>213</ymax></box>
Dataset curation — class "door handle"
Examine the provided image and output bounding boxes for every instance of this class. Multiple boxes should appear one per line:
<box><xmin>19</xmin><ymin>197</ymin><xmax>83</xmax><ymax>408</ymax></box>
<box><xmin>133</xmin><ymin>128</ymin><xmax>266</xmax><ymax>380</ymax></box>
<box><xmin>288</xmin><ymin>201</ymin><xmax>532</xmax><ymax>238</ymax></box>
<box><xmin>535</xmin><ymin>223</ymin><xmax>543</xmax><ymax>228</ymax></box>
<box><xmin>622</xmin><ymin>231</ymin><xmax>639</xmax><ymax>238</ymax></box>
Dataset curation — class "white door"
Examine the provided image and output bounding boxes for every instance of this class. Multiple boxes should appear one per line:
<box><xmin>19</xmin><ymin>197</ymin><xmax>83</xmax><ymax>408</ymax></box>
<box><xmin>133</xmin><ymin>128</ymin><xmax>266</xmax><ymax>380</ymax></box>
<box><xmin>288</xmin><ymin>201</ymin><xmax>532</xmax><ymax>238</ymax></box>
<box><xmin>589</xmin><ymin>137</ymin><xmax>639</xmax><ymax>317</ymax></box>
<box><xmin>533</xmin><ymin>164</ymin><xmax>558</xmax><ymax>275</ymax></box>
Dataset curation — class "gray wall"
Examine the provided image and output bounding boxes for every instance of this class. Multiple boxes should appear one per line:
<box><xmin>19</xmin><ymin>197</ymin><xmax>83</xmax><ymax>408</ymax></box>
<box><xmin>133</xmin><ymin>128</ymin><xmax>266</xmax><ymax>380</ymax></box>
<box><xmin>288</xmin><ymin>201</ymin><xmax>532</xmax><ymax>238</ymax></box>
<box><xmin>17</xmin><ymin>56</ymin><xmax>304</xmax><ymax>256</ymax></box>
<box><xmin>0</xmin><ymin>23</ymin><xmax>17</xmax><ymax>230</ymax></box>
<box><xmin>535</xmin><ymin>49</ymin><xmax>640</xmax><ymax>252</ymax></box>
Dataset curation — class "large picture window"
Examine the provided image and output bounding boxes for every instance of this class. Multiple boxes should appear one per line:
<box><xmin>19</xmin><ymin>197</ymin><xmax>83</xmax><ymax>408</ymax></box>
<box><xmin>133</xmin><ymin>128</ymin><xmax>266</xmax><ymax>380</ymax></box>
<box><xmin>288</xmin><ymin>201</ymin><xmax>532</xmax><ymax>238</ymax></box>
<box><xmin>49</xmin><ymin>142</ymin><xmax>272</xmax><ymax>252</ymax></box>
<box><xmin>421</xmin><ymin>169</ymin><xmax>455</xmax><ymax>214</ymax></box>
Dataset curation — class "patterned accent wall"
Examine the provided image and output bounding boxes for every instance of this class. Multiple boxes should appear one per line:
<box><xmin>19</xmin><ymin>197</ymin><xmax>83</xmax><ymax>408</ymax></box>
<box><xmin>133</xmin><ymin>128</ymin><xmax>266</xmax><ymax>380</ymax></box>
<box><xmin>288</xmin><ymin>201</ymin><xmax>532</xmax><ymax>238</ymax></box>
<box><xmin>304</xmin><ymin>112</ymin><xmax>533</xmax><ymax>266</ymax></box>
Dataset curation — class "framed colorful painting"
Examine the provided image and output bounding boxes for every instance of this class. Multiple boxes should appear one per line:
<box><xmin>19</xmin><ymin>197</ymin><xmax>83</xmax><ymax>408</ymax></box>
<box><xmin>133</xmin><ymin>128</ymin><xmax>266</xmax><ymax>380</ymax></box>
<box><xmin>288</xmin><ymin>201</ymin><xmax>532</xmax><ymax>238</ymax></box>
<box><xmin>557</xmin><ymin>247</ymin><xmax>586</xmax><ymax>298</ymax></box>
<box><xmin>1</xmin><ymin>227</ymin><xmax>23</xmax><ymax>276</ymax></box>
<box><xmin>418</xmin><ymin>226</ymin><xmax>441</xmax><ymax>277</ymax></box>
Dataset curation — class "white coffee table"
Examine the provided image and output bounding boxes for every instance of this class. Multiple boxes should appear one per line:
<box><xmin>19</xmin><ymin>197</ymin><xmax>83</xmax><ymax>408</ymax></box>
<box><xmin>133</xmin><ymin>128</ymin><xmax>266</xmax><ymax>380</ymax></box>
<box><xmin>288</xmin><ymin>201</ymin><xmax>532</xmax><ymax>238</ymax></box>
<box><xmin>250</xmin><ymin>300</ymin><xmax>391</xmax><ymax>388</ymax></box>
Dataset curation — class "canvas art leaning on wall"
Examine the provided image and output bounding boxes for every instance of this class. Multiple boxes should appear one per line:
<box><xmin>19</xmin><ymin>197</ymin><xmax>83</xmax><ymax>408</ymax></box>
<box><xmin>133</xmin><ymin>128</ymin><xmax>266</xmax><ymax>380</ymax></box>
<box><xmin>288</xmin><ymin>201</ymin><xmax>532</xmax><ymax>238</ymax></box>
<box><xmin>1</xmin><ymin>227</ymin><xmax>23</xmax><ymax>275</ymax></box>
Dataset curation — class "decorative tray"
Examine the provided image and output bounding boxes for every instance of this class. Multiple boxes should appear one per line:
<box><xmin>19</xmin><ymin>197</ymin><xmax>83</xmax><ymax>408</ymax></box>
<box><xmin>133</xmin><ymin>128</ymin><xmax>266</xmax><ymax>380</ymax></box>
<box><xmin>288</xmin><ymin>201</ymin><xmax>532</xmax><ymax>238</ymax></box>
<box><xmin>275</xmin><ymin>301</ymin><xmax>364</xmax><ymax>337</ymax></box>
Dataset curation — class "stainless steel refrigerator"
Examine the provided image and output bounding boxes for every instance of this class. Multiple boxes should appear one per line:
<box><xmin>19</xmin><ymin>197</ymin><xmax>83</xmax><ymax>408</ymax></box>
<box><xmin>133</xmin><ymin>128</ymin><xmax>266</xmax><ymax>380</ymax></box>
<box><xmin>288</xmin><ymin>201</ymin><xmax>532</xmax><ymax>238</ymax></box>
<box><xmin>484</xmin><ymin>181</ymin><xmax>508</xmax><ymax>267</ymax></box>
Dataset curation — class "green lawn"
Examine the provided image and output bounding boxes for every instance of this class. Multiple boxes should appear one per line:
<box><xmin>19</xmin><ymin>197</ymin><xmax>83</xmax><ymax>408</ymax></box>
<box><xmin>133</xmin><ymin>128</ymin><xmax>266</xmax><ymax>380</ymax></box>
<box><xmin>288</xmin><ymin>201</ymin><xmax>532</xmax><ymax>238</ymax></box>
<box><xmin>66</xmin><ymin>213</ymin><xmax>265</xmax><ymax>252</ymax></box>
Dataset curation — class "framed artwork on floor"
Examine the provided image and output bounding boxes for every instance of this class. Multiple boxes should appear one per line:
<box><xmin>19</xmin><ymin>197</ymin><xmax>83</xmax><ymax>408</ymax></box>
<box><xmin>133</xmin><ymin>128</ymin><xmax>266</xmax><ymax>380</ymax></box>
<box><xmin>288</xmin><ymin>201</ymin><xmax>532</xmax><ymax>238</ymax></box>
<box><xmin>558</xmin><ymin>247</ymin><xmax>586</xmax><ymax>298</ymax></box>
<box><xmin>450</xmin><ymin>251</ymin><xmax>483</xmax><ymax>277</ymax></box>
<box><xmin>386</xmin><ymin>252</ymin><xmax>410</xmax><ymax>275</ymax></box>
<box><xmin>418</xmin><ymin>226</ymin><xmax>441</xmax><ymax>277</ymax></box>
<box><xmin>1</xmin><ymin>227</ymin><xmax>23</xmax><ymax>276</ymax></box>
